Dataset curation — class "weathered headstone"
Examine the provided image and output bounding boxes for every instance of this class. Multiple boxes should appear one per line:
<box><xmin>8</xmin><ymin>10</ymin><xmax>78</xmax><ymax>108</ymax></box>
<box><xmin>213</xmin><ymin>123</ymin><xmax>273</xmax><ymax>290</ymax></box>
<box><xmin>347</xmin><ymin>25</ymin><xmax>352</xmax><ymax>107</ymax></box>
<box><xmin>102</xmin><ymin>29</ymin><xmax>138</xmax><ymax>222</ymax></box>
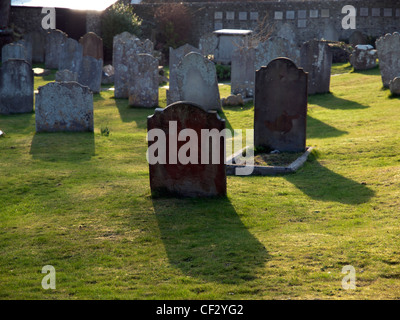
<box><xmin>376</xmin><ymin>32</ymin><xmax>400</xmax><ymax>87</ymax></box>
<box><xmin>79</xmin><ymin>32</ymin><xmax>104</xmax><ymax>60</ymax></box>
<box><xmin>389</xmin><ymin>77</ymin><xmax>400</xmax><ymax>95</ymax></box>
<box><xmin>167</xmin><ymin>43</ymin><xmax>201</xmax><ymax>105</ymax></box>
<box><xmin>45</xmin><ymin>29</ymin><xmax>68</xmax><ymax>69</ymax></box>
<box><xmin>254</xmin><ymin>58</ymin><xmax>308</xmax><ymax>152</ymax></box>
<box><xmin>0</xmin><ymin>59</ymin><xmax>33</xmax><ymax>115</ymax></box>
<box><xmin>349</xmin><ymin>45</ymin><xmax>377</xmax><ymax>70</ymax></box>
<box><xmin>78</xmin><ymin>56</ymin><xmax>103</xmax><ymax>94</ymax></box>
<box><xmin>128</xmin><ymin>53</ymin><xmax>158</xmax><ymax>107</ymax></box>
<box><xmin>199</xmin><ymin>32</ymin><xmax>218</xmax><ymax>57</ymax></box>
<box><xmin>55</xmin><ymin>69</ymin><xmax>78</xmax><ymax>82</ymax></box>
<box><xmin>300</xmin><ymin>39</ymin><xmax>332</xmax><ymax>94</ymax></box>
<box><xmin>15</xmin><ymin>39</ymin><xmax>32</xmax><ymax>65</ymax></box>
<box><xmin>35</xmin><ymin>82</ymin><xmax>94</xmax><ymax>132</ymax></box>
<box><xmin>231</xmin><ymin>46</ymin><xmax>256</xmax><ymax>97</ymax></box>
<box><xmin>255</xmin><ymin>37</ymin><xmax>301</xmax><ymax>70</ymax></box>
<box><xmin>1</xmin><ymin>43</ymin><xmax>27</xmax><ymax>64</ymax></box>
<box><xmin>59</xmin><ymin>38</ymin><xmax>83</xmax><ymax>73</ymax></box>
<box><xmin>349</xmin><ymin>31</ymin><xmax>368</xmax><ymax>46</ymax></box>
<box><xmin>113</xmin><ymin>32</ymin><xmax>154</xmax><ymax>98</ymax></box>
<box><xmin>212</xmin><ymin>29</ymin><xmax>253</xmax><ymax>64</ymax></box>
<box><xmin>24</xmin><ymin>30</ymin><xmax>46</xmax><ymax>63</ymax></box>
<box><xmin>147</xmin><ymin>101</ymin><xmax>226</xmax><ymax>197</ymax></box>
<box><xmin>175</xmin><ymin>52</ymin><xmax>221</xmax><ymax>111</ymax></box>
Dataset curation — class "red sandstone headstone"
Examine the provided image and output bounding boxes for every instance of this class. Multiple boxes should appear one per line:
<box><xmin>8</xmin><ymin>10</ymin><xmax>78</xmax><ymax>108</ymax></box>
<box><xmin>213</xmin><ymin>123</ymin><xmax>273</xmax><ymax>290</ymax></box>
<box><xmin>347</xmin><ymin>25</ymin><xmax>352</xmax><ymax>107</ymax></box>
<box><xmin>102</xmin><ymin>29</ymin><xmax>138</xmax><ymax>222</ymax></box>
<box><xmin>79</xmin><ymin>32</ymin><xmax>104</xmax><ymax>61</ymax></box>
<box><xmin>147</xmin><ymin>102</ymin><xmax>227</xmax><ymax>197</ymax></box>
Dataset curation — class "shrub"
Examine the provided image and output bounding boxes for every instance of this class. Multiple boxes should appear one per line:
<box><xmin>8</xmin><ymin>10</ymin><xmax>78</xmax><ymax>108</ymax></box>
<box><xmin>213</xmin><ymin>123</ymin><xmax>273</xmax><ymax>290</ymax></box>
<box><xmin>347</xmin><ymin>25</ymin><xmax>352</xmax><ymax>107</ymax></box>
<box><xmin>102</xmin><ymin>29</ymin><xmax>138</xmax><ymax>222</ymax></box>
<box><xmin>215</xmin><ymin>64</ymin><xmax>231</xmax><ymax>81</ymax></box>
<box><xmin>154</xmin><ymin>3</ymin><xmax>193</xmax><ymax>60</ymax></box>
<box><xmin>101</xmin><ymin>2</ymin><xmax>142</xmax><ymax>62</ymax></box>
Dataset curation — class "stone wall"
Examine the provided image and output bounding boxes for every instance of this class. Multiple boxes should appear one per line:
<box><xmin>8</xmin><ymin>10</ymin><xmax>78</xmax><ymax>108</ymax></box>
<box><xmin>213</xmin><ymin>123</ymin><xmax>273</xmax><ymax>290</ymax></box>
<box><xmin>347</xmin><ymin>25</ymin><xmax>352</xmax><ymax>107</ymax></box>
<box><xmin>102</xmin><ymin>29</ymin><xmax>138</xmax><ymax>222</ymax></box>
<box><xmin>132</xmin><ymin>0</ymin><xmax>400</xmax><ymax>46</ymax></box>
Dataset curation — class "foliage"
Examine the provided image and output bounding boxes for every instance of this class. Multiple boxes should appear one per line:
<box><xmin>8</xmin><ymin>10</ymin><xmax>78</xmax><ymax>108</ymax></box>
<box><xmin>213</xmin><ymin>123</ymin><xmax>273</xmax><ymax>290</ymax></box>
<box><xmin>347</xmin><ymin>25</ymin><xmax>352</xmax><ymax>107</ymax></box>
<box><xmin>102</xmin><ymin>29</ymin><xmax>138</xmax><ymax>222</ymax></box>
<box><xmin>101</xmin><ymin>2</ymin><xmax>142</xmax><ymax>61</ymax></box>
<box><xmin>154</xmin><ymin>3</ymin><xmax>193</xmax><ymax>60</ymax></box>
<box><xmin>215</xmin><ymin>64</ymin><xmax>231</xmax><ymax>81</ymax></box>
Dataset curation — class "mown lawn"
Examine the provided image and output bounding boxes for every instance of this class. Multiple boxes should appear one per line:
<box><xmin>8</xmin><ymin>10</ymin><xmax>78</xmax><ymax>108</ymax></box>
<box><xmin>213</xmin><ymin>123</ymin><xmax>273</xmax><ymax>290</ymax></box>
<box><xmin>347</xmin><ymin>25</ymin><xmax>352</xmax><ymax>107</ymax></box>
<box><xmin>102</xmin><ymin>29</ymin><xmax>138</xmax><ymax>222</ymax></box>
<box><xmin>0</xmin><ymin>63</ymin><xmax>399</xmax><ymax>300</ymax></box>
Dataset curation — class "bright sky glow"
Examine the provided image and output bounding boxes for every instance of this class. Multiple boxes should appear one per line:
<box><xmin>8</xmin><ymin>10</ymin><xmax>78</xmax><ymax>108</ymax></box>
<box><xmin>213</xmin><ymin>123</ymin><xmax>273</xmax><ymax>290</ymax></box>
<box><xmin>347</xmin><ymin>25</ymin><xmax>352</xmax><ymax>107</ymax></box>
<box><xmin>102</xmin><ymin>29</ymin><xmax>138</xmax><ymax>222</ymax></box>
<box><xmin>11</xmin><ymin>0</ymin><xmax>118</xmax><ymax>11</ymax></box>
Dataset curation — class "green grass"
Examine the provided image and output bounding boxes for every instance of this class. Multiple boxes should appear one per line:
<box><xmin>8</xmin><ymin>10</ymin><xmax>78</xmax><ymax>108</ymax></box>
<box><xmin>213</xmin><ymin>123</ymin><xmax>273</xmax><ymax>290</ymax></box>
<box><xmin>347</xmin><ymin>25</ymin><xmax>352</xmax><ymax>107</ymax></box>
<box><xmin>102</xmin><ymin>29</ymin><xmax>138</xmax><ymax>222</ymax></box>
<box><xmin>1</xmin><ymin>63</ymin><xmax>400</xmax><ymax>299</ymax></box>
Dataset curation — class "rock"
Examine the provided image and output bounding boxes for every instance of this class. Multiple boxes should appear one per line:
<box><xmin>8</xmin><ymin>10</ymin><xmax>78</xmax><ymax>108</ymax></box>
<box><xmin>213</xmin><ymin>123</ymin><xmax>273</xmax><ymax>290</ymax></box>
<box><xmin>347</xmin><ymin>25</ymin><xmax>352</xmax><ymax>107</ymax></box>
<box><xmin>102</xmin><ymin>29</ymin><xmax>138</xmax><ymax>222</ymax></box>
<box><xmin>389</xmin><ymin>77</ymin><xmax>400</xmax><ymax>95</ymax></box>
<box><xmin>101</xmin><ymin>64</ymin><xmax>114</xmax><ymax>84</ymax></box>
<box><xmin>349</xmin><ymin>45</ymin><xmax>377</xmax><ymax>70</ymax></box>
<box><xmin>221</xmin><ymin>94</ymin><xmax>244</xmax><ymax>106</ymax></box>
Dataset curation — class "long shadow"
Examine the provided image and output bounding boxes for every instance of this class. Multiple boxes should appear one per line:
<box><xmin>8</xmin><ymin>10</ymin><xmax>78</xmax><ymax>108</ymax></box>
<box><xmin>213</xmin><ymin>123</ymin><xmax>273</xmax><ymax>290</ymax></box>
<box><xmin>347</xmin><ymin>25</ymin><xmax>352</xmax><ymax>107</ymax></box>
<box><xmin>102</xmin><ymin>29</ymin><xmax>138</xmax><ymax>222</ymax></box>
<box><xmin>285</xmin><ymin>157</ymin><xmax>374</xmax><ymax>205</ymax></box>
<box><xmin>307</xmin><ymin>115</ymin><xmax>348</xmax><ymax>139</ymax></box>
<box><xmin>153</xmin><ymin>197</ymin><xmax>269</xmax><ymax>284</ymax></box>
<box><xmin>114</xmin><ymin>97</ymin><xmax>155</xmax><ymax>128</ymax></box>
<box><xmin>308</xmin><ymin>93</ymin><xmax>370</xmax><ymax>110</ymax></box>
<box><xmin>30</xmin><ymin>132</ymin><xmax>95</xmax><ymax>162</ymax></box>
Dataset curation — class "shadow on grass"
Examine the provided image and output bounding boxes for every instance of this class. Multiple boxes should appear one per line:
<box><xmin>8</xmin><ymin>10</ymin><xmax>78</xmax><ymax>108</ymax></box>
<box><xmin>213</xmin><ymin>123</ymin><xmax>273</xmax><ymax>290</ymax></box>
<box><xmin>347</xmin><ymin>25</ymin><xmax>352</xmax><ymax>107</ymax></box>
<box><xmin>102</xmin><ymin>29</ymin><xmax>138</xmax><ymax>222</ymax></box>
<box><xmin>30</xmin><ymin>132</ymin><xmax>95</xmax><ymax>162</ymax></box>
<box><xmin>307</xmin><ymin>115</ymin><xmax>348</xmax><ymax>139</ymax></box>
<box><xmin>309</xmin><ymin>93</ymin><xmax>370</xmax><ymax>110</ymax></box>
<box><xmin>285</xmin><ymin>157</ymin><xmax>374</xmax><ymax>205</ymax></box>
<box><xmin>114</xmin><ymin>97</ymin><xmax>155</xmax><ymax>128</ymax></box>
<box><xmin>351</xmin><ymin>65</ymin><xmax>380</xmax><ymax>76</ymax></box>
<box><xmin>153</xmin><ymin>197</ymin><xmax>269</xmax><ymax>284</ymax></box>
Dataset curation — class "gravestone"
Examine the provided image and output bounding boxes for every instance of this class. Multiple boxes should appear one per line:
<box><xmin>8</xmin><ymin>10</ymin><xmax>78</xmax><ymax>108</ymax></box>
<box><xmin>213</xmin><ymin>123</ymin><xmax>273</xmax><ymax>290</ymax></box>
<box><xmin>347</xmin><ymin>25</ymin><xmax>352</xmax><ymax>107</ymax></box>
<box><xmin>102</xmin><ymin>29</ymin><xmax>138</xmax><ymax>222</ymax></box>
<box><xmin>78</xmin><ymin>56</ymin><xmax>103</xmax><ymax>94</ymax></box>
<box><xmin>55</xmin><ymin>69</ymin><xmax>78</xmax><ymax>82</ymax></box>
<box><xmin>389</xmin><ymin>77</ymin><xmax>400</xmax><ymax>95</ymax></box>
<box><xmin>212</xmin><ymin>29</ymin><xmax>253</xmax><ymax>64</ymax></box>
<box><xmin>35</xmin><ymin>82</ymin><xmax>93</xmax><ymax>132</ymax></box>
<box><xmin>16</xmin><ymin>39</ymin><xmax>32</xmax><ymax>65</ymax></box>
<box><xmin>199</xmin><ymin>32</ymin><xmax>218</xmax><ymax>57</ymax></box>
<box><xmin>45</xmin><ymin>29</ymin><xmax>68</xmax><ymax>69</ymax></box>
<box><xmin>255</xmin><ymin>37</ymin><xmax>301</xmax><ymax>70</ymax></box>
<box><xmin>59</xmin><ymin>38</ymin><xmax>83</xmax><ymax>73</ymax></box>
<box><xmin>102</xmin><ymin>64</ymin><xmax>114</xmax><ymax>84</ymax></box>
<box><xmin>376</xmin><ymin>32</ymin><xmax>400</xmax><ymax>87</ymax></box>
<box><xmin>349</xmin><ymin>45</ymin><xmax>377</xmax><ymax>70</ymax></box>
<box><xmin>300</xmin><ymin>39</ymin><xmax>332</xmax><ymax>94</ymax></box>
<box><xmin>147</xmin><ymin>101</ymin><xmax>226</xmax><ymax>197</ymax></box>
<box><xmin>254</xmin><ymin>58</ymin><xmax>308</xmax><ymax>152</ymax></box>
<box><xmin>0</xmin><ymin>59</ymin><xmax>34</xmax><ymax>115</ymax></box>
<box><xmin>24</xmin><ymin>30</ymin><xmax>46</xmax><ymax>63</ymax></box>
<box><xmin>1</xmin><ymin>43</ymin><xmax>27</xmax><ymax>64</ymax></box>
<box><xmin>167</xmin><ymin>43</ymin><xmax>201</xmax><ymax>105</ymax></box>
<box><xmin>349</xmin><ymin>31</ymin><xmax>368</xmax><ymax>46</ymax></box>
<box><xmin>113</xmin><ymin>32</ymin><xmax>153</xmax><ymax>98</ymax></box>
<box><xmin>128</xmin><ymin>53</ymin><xmax>159</xmax><ymax>107</ymax></box>
<box><xmin>175</xmin><ymin>52</ymin><xmax>221</xmax><ymax>111</ymax></box>
<box><xmin>321</xmin><ymin>23</ymin><xmax>339</xmax><ymax>42</ymax></box>
<box><xmin>79</xmin><ymin>32</ymin><xmax>104</xmax><ymax>60</ymax></box>
<box><xmin>231</xmin><ymin>46</ymin><xmax>256</xmax><ymax>97</ymax></box>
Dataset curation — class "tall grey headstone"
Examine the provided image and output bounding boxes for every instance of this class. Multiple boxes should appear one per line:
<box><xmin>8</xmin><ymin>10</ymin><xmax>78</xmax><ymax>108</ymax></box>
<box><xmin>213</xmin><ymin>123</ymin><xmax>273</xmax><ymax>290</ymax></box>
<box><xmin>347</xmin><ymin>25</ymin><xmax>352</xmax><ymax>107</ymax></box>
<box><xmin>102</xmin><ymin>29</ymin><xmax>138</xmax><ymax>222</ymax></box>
<box><xmin>55</xmin><ymin>69</ymin><xmax>78</xmax><ymax>82</ymax></box>
<box><xmin>78</xmin><ymin>56</ymin><xmax>103</xmax><ymax>94</ymax></box>
<box><xmin>24</xmin><ymin>30</ymin><xmax>46</xmax><ymax>63</ymax></box>
<box><xmin>0</xmin><ymin>59</ymin><xmax>33</xmax><ymax>115</ymax></box>
<box><xmin>175</xmin><ymin>52</ymin><xmax>221</xmax><ymax>111</ymax></box>
<box><xmin>300</xmin><ymin>39</ymin><xmax>332</xmax><ymax>95</ymax></box>
<box><xmin>231</xmin><ymin>46</ymin><xmax>256</xmax><ymax>98</ymax></box>
<box><xmin>113</xmin><ymin>32</ymin><xmax>153</xmax><ymax>98</ymax></box>
<box><xmin>35</xmin><ymin>82</ymin><xmax>94</xmax><ymax>132</ymax></box>
<box><xmin>45</xmin><ymin>29</ymin><xmax>68</xmax><ymax>69</ymax></box>
<box><xmin>59</xmin><ymin>38</ymin><xmax>83</xmax><ymax>73</ymax></box>
<box><xmin>167</xmin><ymin>43</ymin><xmax>201</xmax><ymax>105</ymax></box>
<box><xmin>128</xmin><ymin>53</ymin><xmax>159</xmax><ymax>107</ymax></box>
<box><xmin>254</xmin><ymin>58</ymin><xmax>308</xmax><ymax>152</ymax></box>
<box><xmin>255</xmin><ymin>37</ymin><xmax>301</xmax><ymax>70</ymax></box>
<box><xmin>376</xmin><ymin>32</ymin><xmax>400</xmax><ymax>87</ymax></box>
<box><xmin>16</xmin><ymin>39</ymin><xmax>32</xmax><ymax>65</ymax></box>
<box><xmin>79</xmin><ymin>32</ymin><xmax>103</xmax><ymax>60</ymax></box>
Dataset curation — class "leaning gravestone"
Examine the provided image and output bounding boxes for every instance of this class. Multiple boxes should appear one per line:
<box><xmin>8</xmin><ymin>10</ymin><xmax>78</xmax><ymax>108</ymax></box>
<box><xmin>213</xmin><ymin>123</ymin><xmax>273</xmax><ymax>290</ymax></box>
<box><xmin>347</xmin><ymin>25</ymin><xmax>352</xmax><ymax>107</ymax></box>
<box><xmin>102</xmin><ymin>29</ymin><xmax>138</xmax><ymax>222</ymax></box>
<box><xmin>255</xmin><ymin>36</ymin><xmax>301</xmax><ymax>70</ymax></box>
<box><xmin>254</xmin><ymin>58</ymin><xmax>308</xmax><ymax>152</ymax></box>
<box><xmin>147</xmin><ymin>101</ymin><xmax>226</xmax><ymax>197</ymax></box>
<box><xmin>59</xmin><ymin>38</ymin><xmax>83</xmax><ymax>73</ymax></box>
<box><xmin>55</xmin><ymin>69</ymin><xmax>78</xmax><ymax>82</ymax></box>
<box><xmin>35</xmin><ymin>82</ymin><xmax>93</xmax><ymax>132</ymax></box>
<box><xmin>1</xmin><ymin>43</ymin><xmax>27</xmax><ymax>64</ymax></box>
<box><xmin>0</xmin><ymin>59</ymin><xmax>33</xmax><ymax>115</ymax></box>
<box><xmin>167</xmin><ymin>44</ymin><xmax>201</xmax><ymax>105</ymax></box>
<box><xmin>175</xmin><ymin>52</ymin><xmax>221</xmax><ymax>111</ymax></box>
<box><xmin>78</xmin><ymin>56</ymin><xmax>103</xmax><ymax>94</ymax></box>
<box><xmin>45</xmin><ymin>29</ymin><xmax>68</xmax><ymax>69</ymax></box>
<box><xmin>231</xmin><ymin>46</ymin><xmax>256</xmax><ymax>97</ymax></box>
<box><xmin>128</xmin><ymin>53</ymin><xmax>158</xmax><ymax>107</ymax></box>
<box><xmin>300</xmin><ymin>39</ymin><xmax>332</xmax><ymax>94</ymax></box>
<box><xmin>79</xmin><ymin>32</ymin><xmax>104</xmax><ymax>61</ymax></box>
<box><xmin>349</xmin><ymin>45</ymin><xmax>377</xmax><ymax>70</ymax></box>
<box><xmin>24</xmin><ymin>30</ymin><xmax>46</xmax><ymax>63</ymax></box>
<box><xmin>113</xmin><ymin>32</ymin><xmax>153</xmax><ymax>98</ymax></box>
<box><xmin>376</xmin><ymin>32</ymin><xmax>400</xmax><ymax>87</ymax></box>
